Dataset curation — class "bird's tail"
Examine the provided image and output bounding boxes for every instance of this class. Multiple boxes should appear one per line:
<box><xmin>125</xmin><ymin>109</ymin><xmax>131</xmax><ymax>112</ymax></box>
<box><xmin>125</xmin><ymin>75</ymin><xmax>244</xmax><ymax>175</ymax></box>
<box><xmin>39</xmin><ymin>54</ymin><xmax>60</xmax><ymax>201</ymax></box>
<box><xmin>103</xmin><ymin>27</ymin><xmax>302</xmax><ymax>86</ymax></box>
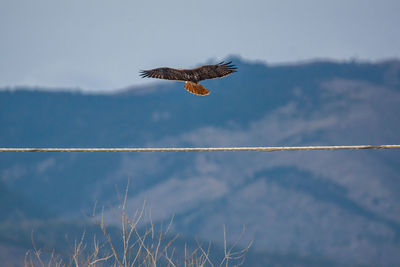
<box><xmin>184</xmin><ymin>82</ymin><xmax>210</xmax><ymax>96</ymax></box>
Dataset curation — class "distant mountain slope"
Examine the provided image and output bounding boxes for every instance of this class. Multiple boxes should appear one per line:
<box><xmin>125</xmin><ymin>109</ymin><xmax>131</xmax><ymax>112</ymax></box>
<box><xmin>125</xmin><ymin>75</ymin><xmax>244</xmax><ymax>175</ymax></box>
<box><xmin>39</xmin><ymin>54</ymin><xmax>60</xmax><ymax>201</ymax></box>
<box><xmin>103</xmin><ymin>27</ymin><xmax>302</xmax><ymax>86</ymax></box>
<box><xmin>2</xmin><ymin>58</ymin><xmax>399</xmax><ymax>148</ymax></box>
<box><xmin>1</xmin><ymin>57</ymin><xmax>400</xmax><ymax>266</ymax></box>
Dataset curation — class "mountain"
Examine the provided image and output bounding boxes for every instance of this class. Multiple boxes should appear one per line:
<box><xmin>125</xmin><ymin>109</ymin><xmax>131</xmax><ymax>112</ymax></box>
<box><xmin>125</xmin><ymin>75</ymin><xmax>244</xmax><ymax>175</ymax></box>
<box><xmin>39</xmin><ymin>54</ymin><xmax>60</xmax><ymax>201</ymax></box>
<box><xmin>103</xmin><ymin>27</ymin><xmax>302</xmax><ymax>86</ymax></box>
<box><xmin>1</xmin><ymin>57</ymin><xmax>400</xmax><ymax>266</ymax></box>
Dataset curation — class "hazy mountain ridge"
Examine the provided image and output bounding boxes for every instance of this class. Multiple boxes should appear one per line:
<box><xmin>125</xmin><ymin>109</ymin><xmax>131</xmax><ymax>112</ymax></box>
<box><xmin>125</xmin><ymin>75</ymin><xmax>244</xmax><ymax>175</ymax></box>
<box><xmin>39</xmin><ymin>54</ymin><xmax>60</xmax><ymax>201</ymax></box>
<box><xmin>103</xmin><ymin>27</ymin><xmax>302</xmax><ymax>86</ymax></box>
<box><xmin>1</xmin><ymin>57</ymin><xmax>400</xmax><ymax>266</ymax></box>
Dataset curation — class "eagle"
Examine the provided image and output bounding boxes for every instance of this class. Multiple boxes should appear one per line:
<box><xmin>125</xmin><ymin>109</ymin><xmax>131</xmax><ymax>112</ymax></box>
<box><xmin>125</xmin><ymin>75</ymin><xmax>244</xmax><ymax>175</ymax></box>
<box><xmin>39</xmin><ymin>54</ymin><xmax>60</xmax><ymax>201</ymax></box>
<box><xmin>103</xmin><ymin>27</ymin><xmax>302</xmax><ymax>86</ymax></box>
<box><xmin>139</xmin><ymin>61</ymin><xmax>237</xmax><ymax>96</ymax></box>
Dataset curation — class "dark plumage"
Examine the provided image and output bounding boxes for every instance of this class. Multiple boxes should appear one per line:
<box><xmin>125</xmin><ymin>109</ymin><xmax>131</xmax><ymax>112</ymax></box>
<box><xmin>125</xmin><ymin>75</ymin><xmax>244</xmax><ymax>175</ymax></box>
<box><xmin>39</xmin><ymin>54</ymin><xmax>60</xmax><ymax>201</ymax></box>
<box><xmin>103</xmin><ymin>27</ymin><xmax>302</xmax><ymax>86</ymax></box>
<box><xmin>140</xmin><ymin>61</ymin><xmax>237</xmax><ymax>95</ymax></box>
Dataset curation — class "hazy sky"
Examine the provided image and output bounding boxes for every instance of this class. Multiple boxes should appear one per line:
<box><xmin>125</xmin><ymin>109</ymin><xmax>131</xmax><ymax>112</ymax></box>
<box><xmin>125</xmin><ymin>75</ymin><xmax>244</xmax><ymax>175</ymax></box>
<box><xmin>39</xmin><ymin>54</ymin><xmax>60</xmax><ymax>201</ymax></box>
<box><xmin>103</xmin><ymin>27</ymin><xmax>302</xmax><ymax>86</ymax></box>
<box><xmin>1</xmin><ymin>0</ymin><xmax>399</xmax><ymax>92</ymax></box>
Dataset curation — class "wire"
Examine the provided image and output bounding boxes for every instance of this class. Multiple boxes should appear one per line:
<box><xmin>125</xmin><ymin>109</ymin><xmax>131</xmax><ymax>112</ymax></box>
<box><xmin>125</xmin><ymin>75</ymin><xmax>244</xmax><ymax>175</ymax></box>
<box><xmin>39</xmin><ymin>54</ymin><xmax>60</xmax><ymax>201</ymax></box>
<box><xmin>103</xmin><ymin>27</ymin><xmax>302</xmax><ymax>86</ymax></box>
<box><xmin>0</xmin><ymin>145</ymin><xmax>399</xmax><ymax>152</ymax></box>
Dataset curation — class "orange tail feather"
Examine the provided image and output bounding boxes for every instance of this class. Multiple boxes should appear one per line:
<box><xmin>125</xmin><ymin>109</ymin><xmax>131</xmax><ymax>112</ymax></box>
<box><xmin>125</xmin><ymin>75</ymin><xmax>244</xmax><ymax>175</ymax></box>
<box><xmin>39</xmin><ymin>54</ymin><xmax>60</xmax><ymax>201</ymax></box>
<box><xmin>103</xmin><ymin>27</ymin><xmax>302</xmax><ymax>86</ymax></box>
<box><xmin>184</xmin><ymin>82</ymin><xmax>210</xmax><ymax>96</ymax></box>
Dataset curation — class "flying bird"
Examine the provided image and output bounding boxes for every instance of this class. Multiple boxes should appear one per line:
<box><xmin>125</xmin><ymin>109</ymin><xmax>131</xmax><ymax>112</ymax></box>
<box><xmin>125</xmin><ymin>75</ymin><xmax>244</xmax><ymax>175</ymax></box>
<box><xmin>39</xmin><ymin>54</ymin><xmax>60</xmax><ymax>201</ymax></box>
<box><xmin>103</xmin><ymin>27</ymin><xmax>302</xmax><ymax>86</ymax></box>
<box><xmin>139</xmin><ymin>61</ymin><xmax>237</xmax><ymax>96</ymax></box>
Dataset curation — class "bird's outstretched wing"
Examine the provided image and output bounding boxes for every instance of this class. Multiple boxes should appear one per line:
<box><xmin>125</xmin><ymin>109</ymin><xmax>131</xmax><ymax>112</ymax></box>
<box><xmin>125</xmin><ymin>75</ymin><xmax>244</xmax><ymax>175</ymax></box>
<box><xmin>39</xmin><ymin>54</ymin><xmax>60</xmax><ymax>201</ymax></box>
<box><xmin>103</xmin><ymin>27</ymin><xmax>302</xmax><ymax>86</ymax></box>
<box><xmin>140</xmin><ymin>61</ymin><xmax>237</xmax><ymax>82</ymax></box>
<box><xmin>139</xmin><ymin>68</ymin><xmax>188</xmax><ymax>81</ymax></box>
<box><xmin>191</xmin><ymin>61</ymin><xmax>237</xmax><ymax>81</ymax></box>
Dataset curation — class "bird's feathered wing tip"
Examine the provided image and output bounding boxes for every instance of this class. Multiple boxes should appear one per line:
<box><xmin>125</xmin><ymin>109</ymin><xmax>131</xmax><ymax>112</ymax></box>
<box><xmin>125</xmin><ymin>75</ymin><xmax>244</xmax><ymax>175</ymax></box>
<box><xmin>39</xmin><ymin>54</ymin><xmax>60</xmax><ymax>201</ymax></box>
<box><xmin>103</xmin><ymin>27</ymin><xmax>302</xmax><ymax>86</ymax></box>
<box><xmin>184</xmin><ymin>82</ymin><xmax>210</xmax><ymax>96</ymax></box>
<box><xmin>217</xmin><ymin>61</ymin><xmax>237</xmax><ymax>72</ymax></box>
<box><xmin>139</xmin><ymin>70</ymin><xmax>150</xmax><ymax>78</ymax></box>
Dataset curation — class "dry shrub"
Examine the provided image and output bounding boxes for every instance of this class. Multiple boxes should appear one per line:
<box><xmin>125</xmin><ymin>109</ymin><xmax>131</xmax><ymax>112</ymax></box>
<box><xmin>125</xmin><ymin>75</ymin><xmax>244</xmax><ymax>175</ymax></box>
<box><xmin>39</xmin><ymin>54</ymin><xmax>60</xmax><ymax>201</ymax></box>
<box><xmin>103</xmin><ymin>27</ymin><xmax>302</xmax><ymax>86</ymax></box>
<box><xmin>25</xmin><ymin>182</ymin><xmax>251</xmax><ymax>266</ymax></box>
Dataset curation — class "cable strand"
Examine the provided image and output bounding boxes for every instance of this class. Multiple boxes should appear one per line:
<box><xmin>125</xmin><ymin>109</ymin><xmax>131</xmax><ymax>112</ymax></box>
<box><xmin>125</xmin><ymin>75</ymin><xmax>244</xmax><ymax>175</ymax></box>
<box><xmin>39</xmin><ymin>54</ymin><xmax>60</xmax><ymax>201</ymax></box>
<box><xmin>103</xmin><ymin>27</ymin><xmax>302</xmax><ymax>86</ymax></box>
<box><xmin>0</xmin><ymin>145</ymin><xmax>400</xmax><ymax>152</ymax></box>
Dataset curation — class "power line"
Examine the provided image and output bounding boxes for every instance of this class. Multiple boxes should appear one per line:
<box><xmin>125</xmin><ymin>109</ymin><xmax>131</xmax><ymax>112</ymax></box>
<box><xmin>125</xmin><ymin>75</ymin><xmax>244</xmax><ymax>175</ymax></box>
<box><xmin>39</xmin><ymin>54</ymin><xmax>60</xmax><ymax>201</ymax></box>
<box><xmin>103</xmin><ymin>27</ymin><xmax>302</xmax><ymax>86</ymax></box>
<box><xmin>0</xmin><ymin>145</ymin><xmax>400</xmax><ymax>152</ymax></box>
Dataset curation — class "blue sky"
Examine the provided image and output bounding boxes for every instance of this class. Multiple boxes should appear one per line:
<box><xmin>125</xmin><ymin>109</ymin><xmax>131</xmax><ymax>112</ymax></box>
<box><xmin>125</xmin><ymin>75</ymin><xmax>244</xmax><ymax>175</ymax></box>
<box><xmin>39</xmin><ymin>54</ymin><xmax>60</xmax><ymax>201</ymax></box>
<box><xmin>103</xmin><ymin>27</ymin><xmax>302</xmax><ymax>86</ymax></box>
<box><xmin>1</xmin><ymin>0</ymin><xmax>399</xmax><ymax>92</ymax></box>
